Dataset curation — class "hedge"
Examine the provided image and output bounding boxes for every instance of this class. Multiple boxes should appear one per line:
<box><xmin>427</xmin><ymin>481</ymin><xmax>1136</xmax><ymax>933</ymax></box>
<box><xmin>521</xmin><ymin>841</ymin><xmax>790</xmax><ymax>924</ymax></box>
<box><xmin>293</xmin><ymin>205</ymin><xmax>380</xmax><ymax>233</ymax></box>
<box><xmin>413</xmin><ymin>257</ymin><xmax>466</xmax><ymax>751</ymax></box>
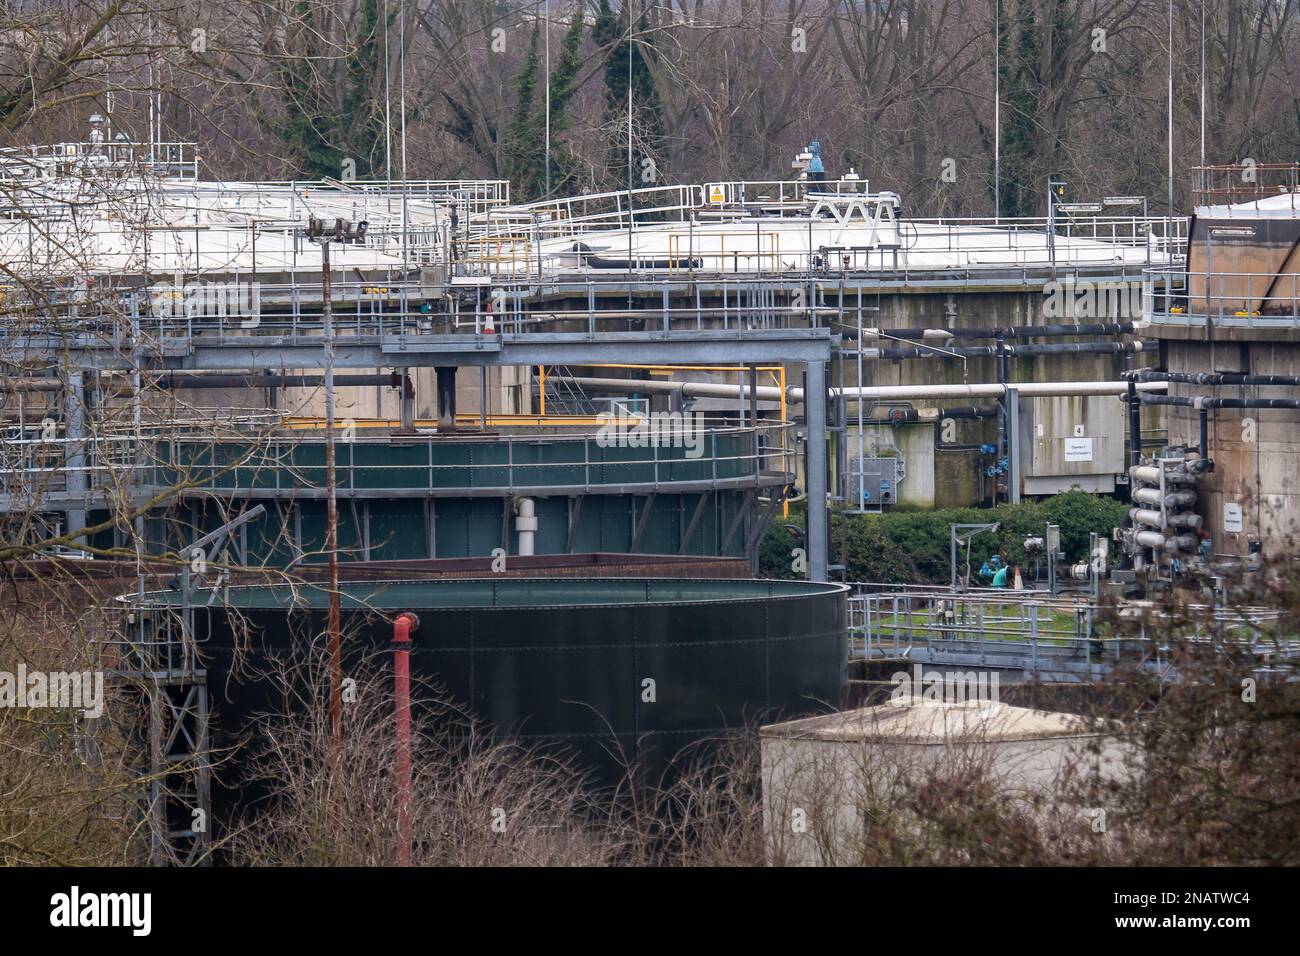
<box><xmin>759</xmin><ymin>490</ymin><xmax>1129</xmax><ymax>584</ymax></box>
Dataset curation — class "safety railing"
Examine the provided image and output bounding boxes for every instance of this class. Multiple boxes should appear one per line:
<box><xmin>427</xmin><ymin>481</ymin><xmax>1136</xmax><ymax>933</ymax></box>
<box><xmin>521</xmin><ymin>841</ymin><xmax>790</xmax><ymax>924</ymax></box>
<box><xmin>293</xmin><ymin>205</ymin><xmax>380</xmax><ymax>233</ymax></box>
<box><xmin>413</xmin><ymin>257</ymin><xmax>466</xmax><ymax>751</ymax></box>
<box><xmin>1193</xmin><ymin>164</ymin><xmax>1300</xmax><ymax>209</ymax></box>
<box><xmin>0</xmin><ymin>422</ymin><xmax>796</xmax><ymax>505</ymax></box>
<box><xmin>0</xmin><ymin>273</ymin><xmax>847</xmax><ymax>344</ymax></box>
<box><xmin>154</xmin><ymin>422</ymin><xmax>794</xmax><ymax>495</ymax></box>
<box><xmin>1144</xmin><ymin>265</ymin><xmax>1300</xmax><ymax>328</ymax></box>
<box><xmin>0</xmin><ymin>141</ymin><xmax>200</xmax><ymax>181</ymax></box>
<box><xmin>847</xmin><ymin>590</ymin><xmax>1295</xmax><ymax>672</ymax></box>
<box><xmin>453</xmin><ymin>210</ymin><xmax>1186</xmax><ymax>280</ymax></box>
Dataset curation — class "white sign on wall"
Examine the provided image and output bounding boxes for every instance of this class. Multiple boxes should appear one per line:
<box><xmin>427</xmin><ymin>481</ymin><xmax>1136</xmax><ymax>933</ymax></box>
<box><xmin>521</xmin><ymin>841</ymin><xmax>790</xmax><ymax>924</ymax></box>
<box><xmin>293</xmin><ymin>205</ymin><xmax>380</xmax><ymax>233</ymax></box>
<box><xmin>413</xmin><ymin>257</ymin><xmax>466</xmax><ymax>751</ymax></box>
<box><xmin>1063</xmin><ymin>437</ymin><xmax>1094</xmax><ymax>462</ymax></box>
<box><xmin>1224</xmin><ymin>502</ymin><xmax>1244</xmax><ymax>533</ymax></box>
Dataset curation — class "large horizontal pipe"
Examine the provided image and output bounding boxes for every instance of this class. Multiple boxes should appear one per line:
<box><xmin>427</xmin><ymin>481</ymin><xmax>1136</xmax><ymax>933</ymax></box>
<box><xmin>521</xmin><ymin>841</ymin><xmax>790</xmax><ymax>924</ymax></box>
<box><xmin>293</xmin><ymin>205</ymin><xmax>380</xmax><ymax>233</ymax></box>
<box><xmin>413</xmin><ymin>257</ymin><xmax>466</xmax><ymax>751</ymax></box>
<box><xmin>1129</xmin><ymin>507</ymin><xmax>1202</xmax><ymax>530</ymax></box>
<box><xmin>860</xmin><ymin>322</ymin><xmax>1135</xmax><ymax>341</ymax></box>
<box><xmin>1132</xmin><ymin>486</ymin><xmax>1198</xmax><ymax>508</ymax></box>
<box><xmin>1131</xmin><ymin>369</ymin><xmax>1300</xmax><ymax>387</ymax></box>
<box><xmin>1137</xmin><ymin>393</ymin><xmax>1300</xmax><ymax>411</ymax></box>
<box><xmin>1132</xmin><ymin>529</ymin><xmax>1199</xmax><ymax>552</ymax></box>
<box><xmin>868</xmin><ymin>341</ymin><xmax>1146</xmax><ymax>360</ymax></box>
<box><xmin>937</xmin><ymin>405</ymin><xmax>999</xmax><ymax>420</ymax></box>
<box><xmin>564</xmin><ymin>375</ymin><xmax>1169</xmax><ymax>404</ymax></box>
<box><xmin>0</xmin><ymin>379</ymin><xmax>63</xmax><ymax>391</ymax></box>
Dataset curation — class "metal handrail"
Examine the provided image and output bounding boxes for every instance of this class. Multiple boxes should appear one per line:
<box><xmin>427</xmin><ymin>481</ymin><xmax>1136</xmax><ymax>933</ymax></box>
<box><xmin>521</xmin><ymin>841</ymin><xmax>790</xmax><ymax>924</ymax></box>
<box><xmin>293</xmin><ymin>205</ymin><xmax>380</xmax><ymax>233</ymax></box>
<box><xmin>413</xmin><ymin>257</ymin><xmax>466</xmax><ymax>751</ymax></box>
<box><xmin>1143</xmin><ymin>263</ymin><xmax>1300</xmax><ymax>327</ymax></box>
<box><xmin>0</xmin><ymin>422</ymin><xmax>797</xmax><ymax>499</ymax></box>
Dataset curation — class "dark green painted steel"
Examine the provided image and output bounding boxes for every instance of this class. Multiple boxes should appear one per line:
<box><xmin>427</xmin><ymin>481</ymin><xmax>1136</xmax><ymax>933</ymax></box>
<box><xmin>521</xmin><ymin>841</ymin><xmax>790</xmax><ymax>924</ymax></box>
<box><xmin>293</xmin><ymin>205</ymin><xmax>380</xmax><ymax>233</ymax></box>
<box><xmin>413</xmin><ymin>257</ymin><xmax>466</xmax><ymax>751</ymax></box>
<box><xmin>150</xmin><ymin>430</ymin><xmax>763</xmax><ymax>494</ymax></box>
<box><xmin>145</xmin><ymin>577</ymin><xmax>847</xmax><ymax>803</ymax></box>
<box><xmin>87</xmin><ymin>489</ymin><xmax>748</xmax><ymax>562</ymax></box>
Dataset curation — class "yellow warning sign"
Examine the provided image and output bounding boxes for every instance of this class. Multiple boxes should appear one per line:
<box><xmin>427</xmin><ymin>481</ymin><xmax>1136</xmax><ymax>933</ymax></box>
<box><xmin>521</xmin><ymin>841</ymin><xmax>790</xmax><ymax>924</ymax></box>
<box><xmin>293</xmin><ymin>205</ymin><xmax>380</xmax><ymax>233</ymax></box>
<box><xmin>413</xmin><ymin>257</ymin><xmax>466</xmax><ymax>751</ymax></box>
<box><xmin>708</xmin><ymin>184</ymin><xmax>725</xmax><ymax>204</ymax></box>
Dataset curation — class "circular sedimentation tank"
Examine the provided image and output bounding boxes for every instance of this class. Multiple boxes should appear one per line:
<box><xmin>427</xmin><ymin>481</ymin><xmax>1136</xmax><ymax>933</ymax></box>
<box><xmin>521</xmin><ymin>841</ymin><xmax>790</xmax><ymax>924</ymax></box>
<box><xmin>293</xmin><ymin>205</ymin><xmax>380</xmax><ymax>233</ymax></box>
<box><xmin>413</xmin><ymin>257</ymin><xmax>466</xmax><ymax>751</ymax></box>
<box><xmin>133</xmin><ymin>577</ymin><xmax>847</xmax><ymax>801</ymax></box>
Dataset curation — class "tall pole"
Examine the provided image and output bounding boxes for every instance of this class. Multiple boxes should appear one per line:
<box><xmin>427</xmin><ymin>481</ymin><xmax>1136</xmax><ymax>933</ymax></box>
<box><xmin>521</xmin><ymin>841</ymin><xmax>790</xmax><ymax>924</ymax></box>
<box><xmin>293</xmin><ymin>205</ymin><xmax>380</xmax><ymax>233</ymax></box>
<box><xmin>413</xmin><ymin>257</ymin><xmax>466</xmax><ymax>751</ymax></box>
<box><xmin>1168</xmin><ymin>0</ymin><xmax>1175</xmax><ymax>215</ymax></box>
<box><xmin>544</xmin><ymin>0</ymin><xmax>551</xmax><ymax>196</ymax></box>
<box><xmin>322</xmin><ymin>238</ymin><xmax>342</xmax><ymax>754</ymax></box>
<box><xmin>627</xmin><ymin>27</ymin><xmax>635</xmax><ymax>288</ymax></box>
<box><xmin>400</xmin><ymin>0</ymin><xmax>409</xmax><ymax>270</ymax></box>
<box><xmin>1199</xmin><ymin>0</ymin><xmax>1206</xmax><ymax>169</ymax></box>
<box><xmin>392</xmin><ymin>613</ymin><xmax>417</xmax><ymax>866</ymax></box>
<box><xmin>383</xmin><ymin>0</ymin><xmax>393</xmax><ymax>189</ymax></box>
<box><xmin>994</xmin><ymin>0</ymin><xmax>1001</xmax><ymax>222</ymax></box>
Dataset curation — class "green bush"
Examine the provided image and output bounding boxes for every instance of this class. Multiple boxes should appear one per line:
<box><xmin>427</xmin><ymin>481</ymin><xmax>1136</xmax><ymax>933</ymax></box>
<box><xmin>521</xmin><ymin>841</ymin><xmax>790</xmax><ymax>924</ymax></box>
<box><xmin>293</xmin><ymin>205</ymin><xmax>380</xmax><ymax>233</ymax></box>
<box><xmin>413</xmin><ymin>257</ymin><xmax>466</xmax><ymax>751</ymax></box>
<box><xmin>758</xmin><ymin>491</ymin><xmax>1129</xmax><ymax>584</ymax></box>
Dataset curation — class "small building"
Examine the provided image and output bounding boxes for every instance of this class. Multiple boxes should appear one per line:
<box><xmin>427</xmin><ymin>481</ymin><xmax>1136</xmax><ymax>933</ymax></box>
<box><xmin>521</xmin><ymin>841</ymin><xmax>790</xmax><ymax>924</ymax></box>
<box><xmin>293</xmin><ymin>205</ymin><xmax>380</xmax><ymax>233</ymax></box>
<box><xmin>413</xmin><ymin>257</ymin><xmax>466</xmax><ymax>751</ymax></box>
<box><xmin>760</xmin><ymin>699</ymin><xmax>1132</xmax><ymax>865</ymax></box>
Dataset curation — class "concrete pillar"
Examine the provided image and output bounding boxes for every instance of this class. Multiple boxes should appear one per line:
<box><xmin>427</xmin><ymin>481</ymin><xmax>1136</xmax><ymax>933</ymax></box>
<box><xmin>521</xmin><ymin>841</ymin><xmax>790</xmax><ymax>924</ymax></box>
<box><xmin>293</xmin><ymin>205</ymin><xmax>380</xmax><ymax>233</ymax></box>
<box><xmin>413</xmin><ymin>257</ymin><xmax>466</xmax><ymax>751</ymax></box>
<box><xmin>805</xmin><ymin>360</ymin><xmax>828</xmax><ymax>581</ymax></box>
<box><xmin>436</xmin><ymin>366</ymin><xmax>457</xmax><ymax>432</ymax></box>
<box><xmin>398</xmin><ymin>370</ymin><xmax>415</xmax><ymax>432</ymax></box>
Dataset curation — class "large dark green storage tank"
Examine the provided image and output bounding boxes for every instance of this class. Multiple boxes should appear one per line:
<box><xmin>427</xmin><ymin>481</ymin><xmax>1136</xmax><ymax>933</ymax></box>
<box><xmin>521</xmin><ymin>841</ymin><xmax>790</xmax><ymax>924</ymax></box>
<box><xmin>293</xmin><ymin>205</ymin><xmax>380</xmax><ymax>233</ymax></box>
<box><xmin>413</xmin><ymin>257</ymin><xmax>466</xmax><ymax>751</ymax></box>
<box><xmin>154</xmin><ymin>577</ymin><xmax>847</xmax><ymax>817</ymax></box>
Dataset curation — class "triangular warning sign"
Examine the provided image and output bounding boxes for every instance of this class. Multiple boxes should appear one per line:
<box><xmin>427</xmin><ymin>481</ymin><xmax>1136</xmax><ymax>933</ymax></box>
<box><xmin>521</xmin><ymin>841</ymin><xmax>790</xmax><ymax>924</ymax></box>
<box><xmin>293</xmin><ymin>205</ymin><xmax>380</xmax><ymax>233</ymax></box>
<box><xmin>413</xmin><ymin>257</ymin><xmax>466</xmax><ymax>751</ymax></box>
<box><xmin>709</xmin><ymin>186</ymin><xmax>724</xmax><ymax>204</ymax></box>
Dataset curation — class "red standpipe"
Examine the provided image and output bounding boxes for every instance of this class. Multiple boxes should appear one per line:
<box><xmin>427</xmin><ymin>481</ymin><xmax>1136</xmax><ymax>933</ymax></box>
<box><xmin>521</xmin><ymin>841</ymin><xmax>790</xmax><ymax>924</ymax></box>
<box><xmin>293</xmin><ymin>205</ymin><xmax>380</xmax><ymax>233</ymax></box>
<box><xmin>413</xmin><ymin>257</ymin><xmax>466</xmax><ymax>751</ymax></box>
<box><xmin>392</xmin><ymin>612</ymin><xmax>419</xmax><ymax>866</ymax></box>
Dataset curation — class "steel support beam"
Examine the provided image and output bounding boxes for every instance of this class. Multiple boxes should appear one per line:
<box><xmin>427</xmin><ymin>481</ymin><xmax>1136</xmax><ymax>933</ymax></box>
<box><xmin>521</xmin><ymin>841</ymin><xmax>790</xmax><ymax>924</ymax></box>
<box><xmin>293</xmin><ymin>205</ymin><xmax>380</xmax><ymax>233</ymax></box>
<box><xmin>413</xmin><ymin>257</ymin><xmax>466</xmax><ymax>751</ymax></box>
<box><xmin>24</xmin><ymin>329</ymin><xmax>834</xmax><ymax>371</ymax></box>
<box><xmin>678</xmin><ymin>492</ymin><xmax>711</xmax><ymax>555</ymax></box>
<box><xmin>805</xmin><ymin>359</ymin><xmax>828</xmax><ymax>581</ymax></box>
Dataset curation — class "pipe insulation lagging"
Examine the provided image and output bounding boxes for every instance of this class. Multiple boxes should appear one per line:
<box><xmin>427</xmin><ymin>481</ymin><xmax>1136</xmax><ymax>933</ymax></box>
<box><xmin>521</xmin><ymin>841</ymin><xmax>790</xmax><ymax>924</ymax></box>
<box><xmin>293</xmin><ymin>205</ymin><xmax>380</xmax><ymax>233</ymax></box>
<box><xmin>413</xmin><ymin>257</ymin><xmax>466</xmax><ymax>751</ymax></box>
<box><xmin>1129</xmin><ymin>461</ymin><xmax>1209</xmax><ymax>485</ymax></box>
<box><xmin>1132</xmin><ymin>486</ymin><xmax>1198</xmax><ymax>508</ymax></box>
<box><xmin>1133</xmin><ymin>529</ymin><xmax>1200</xmax><ymax>553</ymax></box>
<box><xmin>1129</xmin><ymin>508</ymin><xmax>1203</xmax><ymax>530</ymax></box>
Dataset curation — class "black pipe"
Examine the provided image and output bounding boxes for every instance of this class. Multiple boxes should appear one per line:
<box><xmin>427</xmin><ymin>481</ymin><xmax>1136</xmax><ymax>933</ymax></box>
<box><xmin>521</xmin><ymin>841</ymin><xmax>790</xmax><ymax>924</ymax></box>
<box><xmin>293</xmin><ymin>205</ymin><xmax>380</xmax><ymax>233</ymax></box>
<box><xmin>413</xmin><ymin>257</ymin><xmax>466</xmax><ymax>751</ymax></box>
<box><xmin>1137</xmin><ymin>393</ymin><xmax>1300</xmax><ymax>410</ymax></box>
<box><xmin>1199</xmin><ymin>407</ymin><xmax>1208</xmax><ymax>459</ymax></box>
<box><xmin>1127</xmin><ymin>379</ymin><xmax>1142</xmax><ymax>468</ymax></box>
<box><xmin>572</xmin><ymin>242</ymin><xmax>700</xmax><ymax>270</ymax></box>
<box><xmin>1130</xmin><ymin>368</ymin><xmax>1300</xmax><ymax>387</ymax></box>
<box><xmin>938</xmin><ymin>405</ymin><xmax>999</xmax><ymax>419</ymax></box>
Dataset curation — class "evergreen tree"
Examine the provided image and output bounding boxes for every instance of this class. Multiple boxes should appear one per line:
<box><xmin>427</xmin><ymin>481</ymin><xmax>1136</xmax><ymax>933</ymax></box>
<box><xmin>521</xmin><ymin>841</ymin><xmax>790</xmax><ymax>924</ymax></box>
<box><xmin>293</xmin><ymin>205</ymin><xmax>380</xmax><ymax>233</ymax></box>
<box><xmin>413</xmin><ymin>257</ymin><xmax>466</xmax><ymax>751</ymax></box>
<box><xmin>277</xmin><ymin>0</ymin><xmax>390</xmax><ymax>180</ymax></box>
<box><xmin>594</xmin><ymin>0</ymin><xmax>664</xmax><ymax>190</ymax></box>
<box><xmin>502</xmin><ymin>9</ymin><xmax>586</xmax><ymax>199</ymax></box>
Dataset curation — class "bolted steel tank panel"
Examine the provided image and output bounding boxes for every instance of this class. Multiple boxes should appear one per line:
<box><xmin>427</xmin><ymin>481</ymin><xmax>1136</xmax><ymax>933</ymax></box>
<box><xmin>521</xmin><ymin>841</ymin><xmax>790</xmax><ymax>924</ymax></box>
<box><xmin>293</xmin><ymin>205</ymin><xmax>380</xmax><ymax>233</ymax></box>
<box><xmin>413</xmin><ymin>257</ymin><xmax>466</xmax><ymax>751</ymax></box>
<box><xmin>135</xmin><ymin>577</ymin><xmax>847</xmax><ymax>812</ymax></box>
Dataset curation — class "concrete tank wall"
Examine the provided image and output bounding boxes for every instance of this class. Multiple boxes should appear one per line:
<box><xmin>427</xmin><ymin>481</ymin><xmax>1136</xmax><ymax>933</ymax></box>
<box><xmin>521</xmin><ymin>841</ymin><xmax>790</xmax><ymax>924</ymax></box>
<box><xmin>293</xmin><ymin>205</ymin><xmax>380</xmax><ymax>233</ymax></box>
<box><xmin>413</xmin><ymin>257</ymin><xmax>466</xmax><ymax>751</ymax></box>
<box><xmin>1164</xmin><ymin>339</ymin><xmax>1300</xmax><ymax>558</ymax></box>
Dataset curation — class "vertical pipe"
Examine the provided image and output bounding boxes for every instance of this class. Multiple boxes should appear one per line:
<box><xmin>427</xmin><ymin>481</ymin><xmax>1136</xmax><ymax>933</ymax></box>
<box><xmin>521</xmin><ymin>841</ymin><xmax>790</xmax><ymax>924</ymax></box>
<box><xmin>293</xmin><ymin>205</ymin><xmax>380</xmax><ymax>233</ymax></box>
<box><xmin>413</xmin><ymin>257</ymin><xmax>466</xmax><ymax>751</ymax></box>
<box><xmin>1007</xmin><ymin>385</ymin><xmax>1021</xmax><ymax>504</ymax></box>
<box><xmin>780</xmin><ymin>367</ymin><xmax>789</xmax><ymax>519</ymax></box>
<box><xmin>1199</xmin><ymin>406</ymin><xmax>1208</xmax><ymax>459</ymax></box>
<box><xmin>1128</xmin><ymin>379</ymin><xmax>1142</xmax><ymax>466</ymax></box>
<box><xmin>516</xmin><ymin>497</ymin><xmax>537</xmax><ymax>556</ymax></box>
<box><xmin>805</xmin><ymin>360</ymin><xmax>828</xmax><ymax>581</ymax></box>
<box><xmin>392</xmin><ymin>612</ymin><xmax>418</xmax><ymax>866</ymax></box>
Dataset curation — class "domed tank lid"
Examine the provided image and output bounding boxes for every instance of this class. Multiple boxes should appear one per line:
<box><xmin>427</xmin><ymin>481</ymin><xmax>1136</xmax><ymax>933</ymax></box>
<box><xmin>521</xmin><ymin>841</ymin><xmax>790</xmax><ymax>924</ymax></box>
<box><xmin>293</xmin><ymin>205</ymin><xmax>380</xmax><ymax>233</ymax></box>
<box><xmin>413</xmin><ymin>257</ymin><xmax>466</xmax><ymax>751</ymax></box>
<box><xmin>761</xmin><ymin>700</ymin><xmax>1111</xmax><ymax>744</ymax></box>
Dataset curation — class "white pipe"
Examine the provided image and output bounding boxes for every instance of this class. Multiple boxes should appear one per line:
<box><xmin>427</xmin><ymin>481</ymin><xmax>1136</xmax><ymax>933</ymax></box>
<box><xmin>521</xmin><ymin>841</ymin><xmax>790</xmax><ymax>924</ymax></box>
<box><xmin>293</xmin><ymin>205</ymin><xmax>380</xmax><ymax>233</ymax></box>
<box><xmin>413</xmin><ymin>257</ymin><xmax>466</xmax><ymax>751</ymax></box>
<box><xmin>515</xmin><ymin>497</ymin><xmax>536</xmax><ymax>556</ymax></box>
<box><xmin>565</xmin><ymin>376</ymin><xmax>1168</xmax><ymax>404</ymax></box>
